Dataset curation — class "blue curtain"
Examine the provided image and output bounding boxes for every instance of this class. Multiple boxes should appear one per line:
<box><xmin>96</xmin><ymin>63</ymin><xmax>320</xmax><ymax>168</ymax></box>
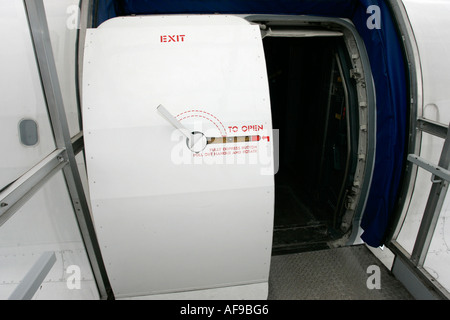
<box><xmin>351</xmin><ymin>0</ymin><xmax>407</xmax><ymax>247</ymax></box>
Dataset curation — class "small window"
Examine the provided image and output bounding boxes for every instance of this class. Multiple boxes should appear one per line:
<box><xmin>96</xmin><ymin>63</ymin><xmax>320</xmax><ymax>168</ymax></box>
<box><xmin>19</xmin><ymin>119</ymin><xmax>39</xmax><ymax>146</ymax></box>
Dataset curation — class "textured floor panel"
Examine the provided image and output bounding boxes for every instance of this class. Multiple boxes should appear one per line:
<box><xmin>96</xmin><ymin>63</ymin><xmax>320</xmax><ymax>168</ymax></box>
<box><xmin>268</xmin><ymin>245</ymin><xmax>414</xmax><ymax>300</ymax></box>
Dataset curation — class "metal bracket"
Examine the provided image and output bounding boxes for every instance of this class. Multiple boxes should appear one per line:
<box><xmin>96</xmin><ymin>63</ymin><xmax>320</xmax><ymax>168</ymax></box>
<box><xmin>417</xmin><ymin>118</ymin><xmax>448</xmax><ymax>139</ymax></box>
<box><xmin>407</xmin><ymin>154</ymin><xmax>450</xmax><ymax>183</ymax></box>
<box><xmin>350</xmin><ymin>67</ymin><xmax>361</xmax><ymax>79</ymax></box>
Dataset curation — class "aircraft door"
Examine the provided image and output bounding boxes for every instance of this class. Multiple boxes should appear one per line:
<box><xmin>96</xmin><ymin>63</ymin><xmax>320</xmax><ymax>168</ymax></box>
<box><xmin>82</xmin><ymin>15</ymin><xmax>274</xmax><ymax>298</ymax></box>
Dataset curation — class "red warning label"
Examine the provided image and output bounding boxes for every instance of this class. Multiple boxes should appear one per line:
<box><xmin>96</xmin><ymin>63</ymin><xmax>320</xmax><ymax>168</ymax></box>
<box><xmin>228</xmin><ymin>124</ymin><xmax>264</xmax><ymax>133</ymax></box>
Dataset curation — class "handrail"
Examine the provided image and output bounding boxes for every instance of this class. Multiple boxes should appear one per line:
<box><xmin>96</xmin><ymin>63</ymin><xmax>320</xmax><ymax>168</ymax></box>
<box><xmin>389</xmin><ymin>118</ymin><xmax>450</xmax><ymax>299</ymax></box>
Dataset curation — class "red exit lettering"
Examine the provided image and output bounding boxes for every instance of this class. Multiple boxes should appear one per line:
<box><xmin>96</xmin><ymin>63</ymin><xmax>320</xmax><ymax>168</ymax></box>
<box><xmin>160</xmin><ymin>35</ymin><xmax>186</xmax><ymax>43</ymax></box>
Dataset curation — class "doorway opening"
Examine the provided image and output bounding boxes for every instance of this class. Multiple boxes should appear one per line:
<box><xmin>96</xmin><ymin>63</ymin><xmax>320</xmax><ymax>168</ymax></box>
<box><xmin>264</xmin><ymin>36</ymin><xmax>359</xmax><ymax>254</ymax></box>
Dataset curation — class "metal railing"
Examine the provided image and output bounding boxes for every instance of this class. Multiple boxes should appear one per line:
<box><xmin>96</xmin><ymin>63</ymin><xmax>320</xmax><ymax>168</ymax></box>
<box><xmin>389</xmin><ymin>117</ymin><xmax>450</xmax><ymax>300</ymax></box>
<box><xmin>0</xmin><ymin>0</ymin><xmax>113</xmax><ymax>300</ymax></box>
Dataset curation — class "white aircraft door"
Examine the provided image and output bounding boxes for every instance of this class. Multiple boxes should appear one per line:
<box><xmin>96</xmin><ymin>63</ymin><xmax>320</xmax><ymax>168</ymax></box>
<box><xmin>82</xmin><ymin>15</ymin><xmax>274</xmax><ymax>299</ymax></box>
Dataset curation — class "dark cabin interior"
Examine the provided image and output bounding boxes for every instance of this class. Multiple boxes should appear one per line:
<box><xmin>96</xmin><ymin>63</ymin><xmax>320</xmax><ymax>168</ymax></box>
<box><xmin>264</xmin><ymin>36</ymin><xmax>353</xmax><ymax>254</ymax></box>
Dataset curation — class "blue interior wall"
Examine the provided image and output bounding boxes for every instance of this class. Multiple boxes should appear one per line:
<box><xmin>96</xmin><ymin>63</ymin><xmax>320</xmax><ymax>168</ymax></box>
<box><xmin>96</xmin><ymin>0</ymin><xmax>358</xmax><ymax>25</ymax></box>
<box><xmin>93</xmin><ymin>0</ymin><xmax>407</xmax><ymax>248</ymax></box>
